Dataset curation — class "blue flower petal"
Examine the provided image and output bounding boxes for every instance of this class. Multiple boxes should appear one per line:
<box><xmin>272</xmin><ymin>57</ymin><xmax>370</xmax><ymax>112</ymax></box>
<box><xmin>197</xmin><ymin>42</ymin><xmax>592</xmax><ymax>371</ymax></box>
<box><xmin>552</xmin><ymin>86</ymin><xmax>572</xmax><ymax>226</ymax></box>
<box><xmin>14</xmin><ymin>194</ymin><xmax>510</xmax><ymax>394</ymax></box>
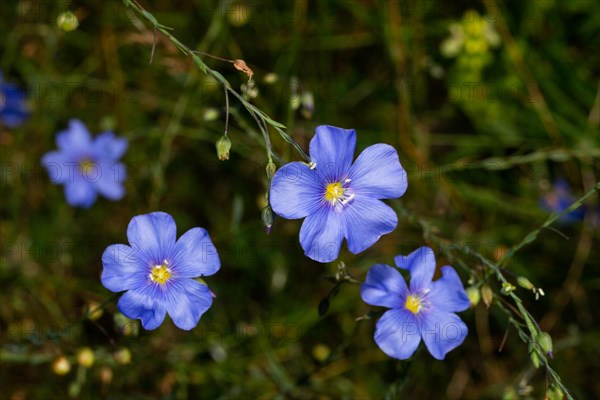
<box><xmin>93</xmin><ymin>161</ymin><xmax>126</xmax><ymax>200</ymax></box>
<box><xmin>118</xmin><ymin>289</ymin><xmax>167</xmax><ymax>330</ymax></box>
<box><xmin>57</xmin><ymin>119</ymin><xmax>93</xmax><ymax>155</ymax></box>
<box><xmin>428</xmin><ymin>266</ymin><xmax>471</xmax><ymax>313</ymax></box>
<box><xmin>41</xmin><ymin>151</ymin><xmax>71</xmax><ymax>184</ymax></box>
<box><xmin>172</xmin><ymin>228</ymin><xmax>220</xmax><ymax>278</ymax></box>
<box><xmin>299</xmin><ymin>206</ymin><xmax>344</xmax><ymax>263</ymax></box>
<box><xmin>0</xmin><ymin>83</ymin><xmax>28</xmax><ymax>127</ymax></box>
<box><xmin>374</xmin><ymin>309</ymin><xmax>422</xmax><ymax>360</ymax></box>
<box><xmin>309</xmin><ymin>126</ymin><xmax>356</xmax><ymax>179</ymax></box>
<box><xmin>349</xmin><ymin>144</ymin><xmax>407</xmax><ymax>199</ymax></box>
<box><xmin>126</xmin><ymin>212</ymin><xmax>177</xmax><ymax>263</ymax></box>
<box><xmin>101</xmin><ymin>244</ymin><xmax>148</xmax><ymax>292</ymax></box>
<box><xmin>361</xmin><ymin>264</ymin><xmax>407</xmax><ymax>308</ymax></box>
<box><xmin>94</xmin><ymin>131</ymin><xmax>128</xmax><ymax>160</ymax></box>
<box><xmin>343</xmin><ymin>197</ymin><xmax>397</xmax><ymax>254</ymax></box>
<box><xmin>64</xmin><ymin>178</ymin><xmax>97</xmax><ymax>208</ymax></box>
<box><xmin>420</xmin><ymin>308</ymin><xmax>468</xmax><ymax>360</ymax></box>
<box><xmin>270</xmin><ymin>162</ymin><xmax>323</xmax><ymax>219</ymax></box>
<box><xmin>394</xmin><ymin>247</ymin><xmax>436</xmax><ymax>291</ymax></box>
<box><xmin>164</xmin><ymin>280</ymin><xmax>213</xmax><ymax>330</ymax></box>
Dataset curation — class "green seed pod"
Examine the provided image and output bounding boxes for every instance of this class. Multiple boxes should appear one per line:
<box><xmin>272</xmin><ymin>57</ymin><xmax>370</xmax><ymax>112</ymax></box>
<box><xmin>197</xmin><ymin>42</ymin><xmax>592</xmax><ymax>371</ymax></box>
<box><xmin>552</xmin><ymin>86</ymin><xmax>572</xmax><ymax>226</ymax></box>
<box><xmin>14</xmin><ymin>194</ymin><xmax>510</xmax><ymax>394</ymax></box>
<box><xmin>481</xmin><ymin>285</ymin><xmax>493</xmax><ymax>307</ymax></box>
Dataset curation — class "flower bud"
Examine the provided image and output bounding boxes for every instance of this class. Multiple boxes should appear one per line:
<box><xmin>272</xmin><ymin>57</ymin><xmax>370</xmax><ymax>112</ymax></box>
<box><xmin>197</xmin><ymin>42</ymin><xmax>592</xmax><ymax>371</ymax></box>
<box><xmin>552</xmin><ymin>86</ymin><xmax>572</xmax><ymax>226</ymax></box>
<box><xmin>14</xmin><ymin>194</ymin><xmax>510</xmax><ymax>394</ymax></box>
<box><xmin>113</xmin><ymin>348</ymin><xmax>132</xmax><ymax>365</ymax></box>
<box><xmin>261</xmin><ymin>205</ymin><xmax>274</xmax><ymax>234</ymax></box>
<box><xmin>538</xmin><ymin>332</ymin><xmax>553</xmax><ymax>358</ymax></box>
<box><xmin>203</xmin><ymin>108</ymin><xmax>220</xmax><ymax>122</ymax></box>
<box><xmin>76</xmin><ymin>347</ymin><xmax>95</xmax><ymax>368</ymax></box>
<box><xmin>466</xmin><ymin>286</ymin><xmax>481</xmax><ymax>307</ymax></box>
<box><xmin>265</xmin><ymin>161</ymin><xmax>276</xmax><ymax>180</ymax></box>
<box><xmin>57</xmin><ymin>11</ymin><xmax>79</xmax><ymax>32</ymax></box>
<box><xmin>216</xmin><ymin>134</ymin><xmax>231</xmax><ymax>161</ymax></box>
<box><xmin>52</xmin><ymin>356</ymin><xmax>71</xmax><ymax>375</ymax></box>
<box><xmin>530</xmin><ymin>349</ymin><xmax>540</xmax><ymax>369</ymax></box>
<box><xmin>85</xmin><ymin>300</ymin><xmax>103</xmax><ymax>320</ymax></box>
<box><xmin>312</xmin><ymin>344</ymin><xmax>331</xmax><ymax>362</ymax></box>
<box><xmin>481</xmin><ymin>285</ymin><xmax>493</xmax><ymax>307</ymax></box>
<box><xmin>517</xmin><ymin>276</ymin><xmax>534</xmax><ymax>290</ymax></box>
<box><xmin>501</xmin><ymin>282</ymin><xmax>516</xmax><ymax>295</ymax></box>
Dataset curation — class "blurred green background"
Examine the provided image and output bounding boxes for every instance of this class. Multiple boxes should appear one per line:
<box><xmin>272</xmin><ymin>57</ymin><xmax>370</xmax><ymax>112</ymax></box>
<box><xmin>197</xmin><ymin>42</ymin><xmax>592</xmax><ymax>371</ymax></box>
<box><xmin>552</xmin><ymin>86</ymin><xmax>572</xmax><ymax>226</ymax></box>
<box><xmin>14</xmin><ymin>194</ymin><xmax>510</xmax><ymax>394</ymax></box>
<box><xmin>1</xmin><ymin>0</ymin><xmax>599</xmax><ymax>398</ymax></box>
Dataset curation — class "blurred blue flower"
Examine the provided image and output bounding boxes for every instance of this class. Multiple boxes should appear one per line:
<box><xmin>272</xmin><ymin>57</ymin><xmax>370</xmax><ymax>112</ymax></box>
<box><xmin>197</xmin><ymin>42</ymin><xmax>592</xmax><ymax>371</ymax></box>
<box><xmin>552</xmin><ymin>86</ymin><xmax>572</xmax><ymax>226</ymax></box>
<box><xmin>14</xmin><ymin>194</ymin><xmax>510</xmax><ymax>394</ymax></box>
<box><xmin>41</xmin><ymin>119</ymin><xmax>127</xmax><ymax>208</ymax></box>
<box><xmin>0</xmin><ymin>71</ymin><xmax>29</xmax><ymax>127</ymax></box>
<box><xmin>540</xmin><ymin>179</ymin><xmax>584</xmax><ymax>224</ymax></box>
<box><xmin>269</xmin><ymin>125</ymin><xmax>407</xmax><ymax>263</ymax></box>
<box><xmin>101</xmin><ymin>212</ymin><xmax>220</xmax><ymax>330</ymax></box>
<box><xmin>361</xmin><ymin>247</ymin><xmax>470</xmax><ymax>360</ymax></box>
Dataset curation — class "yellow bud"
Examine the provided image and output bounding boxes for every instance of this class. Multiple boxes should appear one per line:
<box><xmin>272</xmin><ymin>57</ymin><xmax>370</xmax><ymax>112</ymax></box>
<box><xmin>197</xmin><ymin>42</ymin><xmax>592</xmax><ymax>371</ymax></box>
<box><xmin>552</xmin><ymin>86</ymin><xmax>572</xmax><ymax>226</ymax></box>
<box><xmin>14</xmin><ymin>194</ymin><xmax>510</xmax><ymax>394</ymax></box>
<box><xmin>85</xmin><ymin>301</ymin><xmax>104</xmax><ymax>321</ymax></box>
<box><xmin>481</xmin><ymin>285</ymin><xmax>493</xmax><ymax>308</ymax></box>
<box><xmin>312</xmin><ymin>344</ymin><xmax>331</xmax><ymax>362</ymax></box>
<box><xmin>466</xmin><ymin>286</ymin><xmax>481</xmax><ymax>307</ymax></box>
<box><xmin>113</xmin><ymin>348</ymin><xmax>132</xmax><ymax>365</ymax></box>
<box><xmin>216</xmin><ymin>134</ymin><xmax>232</xmax><ymax>161</ymax></box>
<box><xmin>76</xmin><ymin>347</ymin><xmax>95</xmax><ymax>368</ymax></box>
<box><xmin>52</xmin><ymin>356</ymin><xmax>71</xmax><ymax>375</ymax></box>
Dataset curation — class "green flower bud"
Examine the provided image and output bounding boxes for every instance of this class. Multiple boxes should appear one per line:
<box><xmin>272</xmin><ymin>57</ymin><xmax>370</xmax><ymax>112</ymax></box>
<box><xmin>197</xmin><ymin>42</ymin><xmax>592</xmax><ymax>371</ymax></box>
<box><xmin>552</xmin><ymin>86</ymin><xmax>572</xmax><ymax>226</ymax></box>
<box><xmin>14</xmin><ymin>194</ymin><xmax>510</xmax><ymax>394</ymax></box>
<box><xmin>517</xmin><ymin>276</ymin><xmax>534</xmax><ymax>290</ymax></box>
<box><xmin>265</xmin><ymin>161</ymin><xmax>276</xmax><ymax>180</ymax></box>
<box><xmin>216</xmin><ymin>134</ymin><xmax>231</xmax><ymax>161</ymax></box>
<box><xmin>530</xmin><ymin>349</ymin><xmax>540</xmax><ymax>368</ymax></box>
<box><xmin>546</xmin><ymin>385</ymin><xmax>564</xmax><ymax>400</ymax></box>
<box><xmin>57</xmin><ymin>11</ymin><xmax>79</xmax><ymax>32</ymax></box>
<box><xmin>203</xmin><ymin>108</ymin><xmax>220</xmax><ymax>122</ymax></box>
<box><xmin>261</xmin><ymin>205</ymin><xmax>274</xmax><ymax>234</ymax></box>
<box><xmin>538</xmin><ymin>332</ymin><xmax>553</xmax><ymax>358</ymax></box>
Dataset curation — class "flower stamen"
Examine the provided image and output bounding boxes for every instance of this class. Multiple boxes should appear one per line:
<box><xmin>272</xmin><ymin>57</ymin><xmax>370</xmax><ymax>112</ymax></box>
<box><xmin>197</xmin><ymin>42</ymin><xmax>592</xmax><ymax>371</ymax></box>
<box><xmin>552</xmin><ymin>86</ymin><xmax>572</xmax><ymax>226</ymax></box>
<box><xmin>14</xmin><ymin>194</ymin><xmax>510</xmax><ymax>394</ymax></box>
<box><xmin>324</xmin><ymin>180</ymin><xmax>354</xmax><ymax>207</ymax></box>
<box><xmin>80</xmin><ymin>159</ymin><xmax>96</xmax><ymax>175</ymax></box>
<box><xmin>149</xmin><ymin>260</ymin><xmax>172</xmax><ymax>285</ymax></box>
<box><xmin>405</xmin><ymin>294</ymin><xmax>422</xmax><ymax>315</ymax></box>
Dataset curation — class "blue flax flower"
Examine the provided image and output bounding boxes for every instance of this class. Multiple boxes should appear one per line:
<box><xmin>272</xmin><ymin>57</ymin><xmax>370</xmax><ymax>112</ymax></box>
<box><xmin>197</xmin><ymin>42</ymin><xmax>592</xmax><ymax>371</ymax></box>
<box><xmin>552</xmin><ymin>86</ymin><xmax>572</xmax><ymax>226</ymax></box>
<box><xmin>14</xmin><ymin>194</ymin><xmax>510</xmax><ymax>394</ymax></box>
<box><xmin>0</xmin><ymin>71</ymin><xmax>29</xmax><ymax>127</ymax></box>
<box><xmin>361</xmin><ymin>247</ymin><xmax>470</xmax><ymax>360</ymax></box>
<box><xmin>101</xmin><ymin>212</ymin><xmax>220</xmax><ymax>330</ymax></box>
<box><xmin>41</xmin><ymin>119</ymin><xmax>127</xmax><ymax>208</ymax></box>
<box><xmin>269</xmin><ymin>126</ymin><xmax>407</xmax><ymax>263</ymax></box>
<box><xmin>540</xmin><ymin>178</ymin><xmax>584</xmax><ymax>224</ymax></box>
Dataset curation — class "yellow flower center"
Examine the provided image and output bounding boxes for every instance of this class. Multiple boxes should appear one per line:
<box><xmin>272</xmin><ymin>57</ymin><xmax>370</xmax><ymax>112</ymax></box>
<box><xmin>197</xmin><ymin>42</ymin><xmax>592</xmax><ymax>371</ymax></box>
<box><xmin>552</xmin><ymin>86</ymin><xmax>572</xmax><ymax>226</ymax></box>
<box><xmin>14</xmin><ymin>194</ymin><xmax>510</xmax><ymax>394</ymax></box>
<box><xmin>149</xmin><ymin>261</ymin><xmax>172</xmax><ymax>285</ymax></box>
<box><xmin>324</xmin><ymin>182</ymin><xmax>345</xmax><ymax>204</ymax></box>
<box><xmin>80</xmin><ymin>159</ymin><xmax>96</xmax><ymax>175</ymax></box>
<box><xmin>405</xmin><ymin>294</ymin><xmax>422</xmax><ymax>315</ymax></box>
